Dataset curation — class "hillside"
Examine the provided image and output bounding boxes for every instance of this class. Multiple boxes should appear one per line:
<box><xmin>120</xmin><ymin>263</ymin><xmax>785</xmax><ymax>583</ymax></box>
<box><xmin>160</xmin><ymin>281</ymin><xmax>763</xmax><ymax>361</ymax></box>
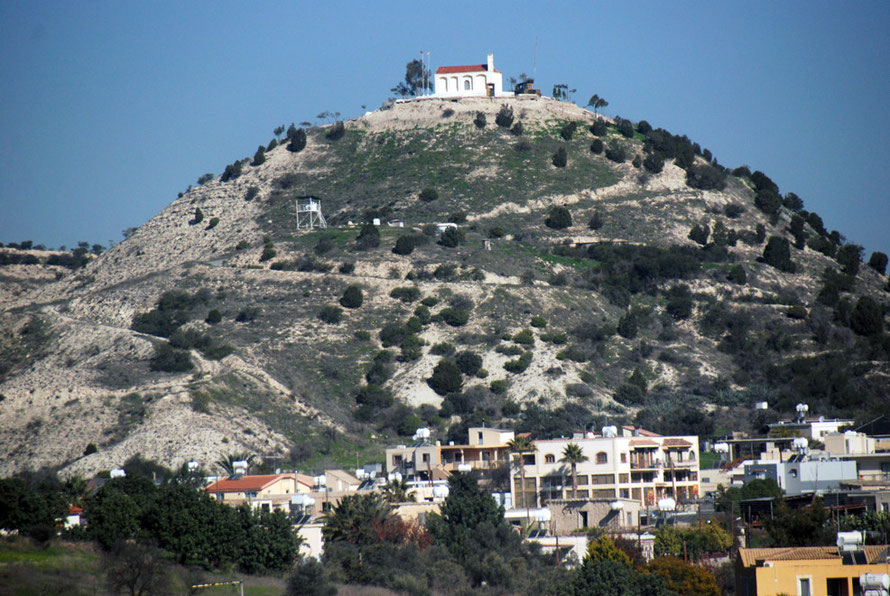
<box><xmin>1</xmin><ymin>96</ymin><xmax>888</xmax><ymax>478</ymax></box>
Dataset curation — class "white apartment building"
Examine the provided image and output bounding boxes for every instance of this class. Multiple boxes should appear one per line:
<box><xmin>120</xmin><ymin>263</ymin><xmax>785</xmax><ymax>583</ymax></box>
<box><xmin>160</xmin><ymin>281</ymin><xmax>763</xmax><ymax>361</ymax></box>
<box><xmin>510</xmin><ymin>426</ymin><xmax>700</xmax><ymax>509</ymax></box>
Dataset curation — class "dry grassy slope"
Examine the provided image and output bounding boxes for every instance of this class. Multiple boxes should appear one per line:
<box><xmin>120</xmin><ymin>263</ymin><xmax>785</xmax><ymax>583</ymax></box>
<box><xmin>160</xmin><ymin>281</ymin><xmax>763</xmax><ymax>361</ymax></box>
<box><xmin>1</xmin><ymin>97</ymin><xmax>887</xmax><ymax>478</ymax></box>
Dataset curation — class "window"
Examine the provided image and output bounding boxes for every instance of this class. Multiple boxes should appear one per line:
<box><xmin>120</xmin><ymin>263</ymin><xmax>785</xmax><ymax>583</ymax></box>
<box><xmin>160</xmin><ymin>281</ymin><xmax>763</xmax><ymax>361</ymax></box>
<box><xmin>545</xmin><ymin>454</ymin><xmax>556</xmax><ymax>464</ymax></box>
<box><xmin>790</xmin><ymin>468</ymin><xmax>798</xmax><ymax>478</ymax></box>
<box><xmin>797</xmin><ymin>577</ymin><xmax>811</xmax><ymax>596</ymax></box>
<box><xmin>592</xmin><ymin>474</ymin><xmax>614</xmax><ymax>485</ymax></box>
<box><xmin>620</xmin><ymin>453</ymin><xmax>627</xmax><ymax>463</ymax></box>
<box><xmin>478</xmin><ymin>431</ymin><xmax>483</xmax><ymax>443</ymax></box>
<box><xmin>596</xmin><ymin>452</ymin><xmax>608</xmax><ymax>464</ymax></box>
<box><xmin>422</xmin><ymin>453</ymin><xmax>430</xmax><ymax>463</ymax></box>
<box><xmin>464</xmin><ymin>79</ymin><xmax>472</xmax><ymax>90</ymax></box>
<box><xmin>689</xmin><ymin>451</ymin><xmax>696</xmax><ymax>460</ymax></box>
<box><xmin>393</xmin><ymin>455</ymin><xmax>403</xmax><ymax>466</ymax></box>
<box><xmin>619</xmin><ymin>473</ymin><xmax>629</xmax><ymax>483</ymax></box>
<box><xmin>575</xmin><ymin>475</ymin><xmax>588</xmax><ymax>485</ymax></box>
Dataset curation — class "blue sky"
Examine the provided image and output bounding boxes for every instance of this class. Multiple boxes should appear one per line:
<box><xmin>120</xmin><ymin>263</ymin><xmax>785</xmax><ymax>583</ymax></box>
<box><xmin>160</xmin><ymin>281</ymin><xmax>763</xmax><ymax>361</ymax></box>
<box><xmin>1</xmin><ymin>1</ymin><xmax>887</xmax><ymax>258</ymax></box>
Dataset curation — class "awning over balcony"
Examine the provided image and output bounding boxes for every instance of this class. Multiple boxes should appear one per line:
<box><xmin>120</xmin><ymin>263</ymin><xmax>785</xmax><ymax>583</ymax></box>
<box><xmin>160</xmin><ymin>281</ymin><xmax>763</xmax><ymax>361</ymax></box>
<box><xmin>629</xmin><ymin>439</ymin><xmax>659</xmax><ymax>448</ymax></box>
<box><xmin>661</xmin><ymin>439</ymin><xmax>693</xmax><ymax>448</ymax></box>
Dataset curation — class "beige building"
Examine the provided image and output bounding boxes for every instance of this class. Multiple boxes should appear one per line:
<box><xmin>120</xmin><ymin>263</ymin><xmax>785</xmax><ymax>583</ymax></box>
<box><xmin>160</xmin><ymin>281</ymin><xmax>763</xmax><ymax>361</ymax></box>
<box><xmin>736</xmin><ymin>545</ymin><xmax>890</xmax><ymax>596</ymax></box>
<box><xmin>547</xmin><ymin>498</ymin><xmax>644</xmax><ymax>534</ymax></box>
<box><xmin>385</xmin><ymin>427</ymin><xmax>514</xmax><ymax>480</ymax></box>
<box><xmin>511</xmin><ymin>427</ymin><xmax>700</xmax><ymax>509</ymax></box>
<box><xmin>204</xmin><ymin>473</ymin><xmax>312</xmax><ymax>511</ymax></box>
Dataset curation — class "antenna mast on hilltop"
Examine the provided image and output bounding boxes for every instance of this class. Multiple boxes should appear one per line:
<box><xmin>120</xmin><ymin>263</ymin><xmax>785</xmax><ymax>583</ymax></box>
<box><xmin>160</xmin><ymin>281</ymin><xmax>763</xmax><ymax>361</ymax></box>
<box><xmin>533</xmin><ymin>37</ymin><xmax>538</xmax><ymax>79</ymax></box>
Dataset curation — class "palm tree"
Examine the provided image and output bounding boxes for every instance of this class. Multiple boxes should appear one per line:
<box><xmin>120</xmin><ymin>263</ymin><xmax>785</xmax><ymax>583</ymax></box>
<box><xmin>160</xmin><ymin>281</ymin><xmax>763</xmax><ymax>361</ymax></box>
<box><xmin>383</xmin><ymin>478</ymin><xmax>415</xmax><ymax>503</ymax></box>
<box><xmin>215</xmin><ymin>452</ymin><xmax>255</xmax><ymax>475</ymax></box>
<box><xmin>321</xmin><ymin>493</ymin><xmax>392</xmax><ymax>546</ymax></box>
<box><xmin>508</xmin><ymin>435</ymin><xmax>537</xmax><ymax>509</ymax></box>
<box><xmin>560</xmin><ymin>443</ymin><xmax>589</xmax><ymax>499</ymax></box>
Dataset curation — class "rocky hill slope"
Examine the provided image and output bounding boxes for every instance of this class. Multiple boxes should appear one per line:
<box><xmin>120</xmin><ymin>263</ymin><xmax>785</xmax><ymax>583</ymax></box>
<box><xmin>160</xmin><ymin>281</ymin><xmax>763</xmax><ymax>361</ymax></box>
<box><xmin>2</xmin><ymin>96</ymin><xmax>888</xmax><ymax>478</ymax></box>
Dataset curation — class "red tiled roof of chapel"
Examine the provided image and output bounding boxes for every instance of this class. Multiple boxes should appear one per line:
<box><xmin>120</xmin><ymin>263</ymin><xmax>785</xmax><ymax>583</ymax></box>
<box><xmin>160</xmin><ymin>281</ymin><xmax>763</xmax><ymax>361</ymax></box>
<box><xmin>435</xmin><ymin>64</ymin><xmax>501</xmax><ymax>74</ymax></box>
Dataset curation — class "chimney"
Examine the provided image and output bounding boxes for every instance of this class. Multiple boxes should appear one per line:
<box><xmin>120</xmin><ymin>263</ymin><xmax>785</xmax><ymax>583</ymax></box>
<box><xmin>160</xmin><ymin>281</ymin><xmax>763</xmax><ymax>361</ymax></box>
<box><xmin>487</xmin><ymin>53</ymin><xmax>494</xmax><ymax>71</ymax></box>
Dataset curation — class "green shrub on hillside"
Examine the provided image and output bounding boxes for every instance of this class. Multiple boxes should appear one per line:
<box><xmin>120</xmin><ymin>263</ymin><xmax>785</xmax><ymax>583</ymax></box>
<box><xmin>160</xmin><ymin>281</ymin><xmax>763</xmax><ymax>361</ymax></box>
<box><xmin>393</xmin><ymin>235</ymin><xmax>417</xmax><ymax>255</ymax></box>
<box><xmin>390</xmin><ymin>286</ymin><xmax>421</xmax><ymax>303</ymax></box>
<box><xmin>455</xmin><ymin>351</ymin><xmax>483</xmax><ymax>376</ymax></box>
<box><xmin>686</xmin><ymin>164</ymin><xmax>726</xmax><ymax>190</ymax></box>
<box><xmin>850</xmin><ymin>297</ymin><xmax>884</xmax><ymax>336</ymax></box>
<box><xmin>340</xmin><ymin>285</ymin><xmax>364</xmax><ymax>309</ymax></box>
<box><xmin>355</xmin><ymin>223</ymin><xmax>380</xmax><ymax>250</ymax></box>
<box><xmin>318</xmin><ymin>306</ymin><xmax>342</xmax><ymax>324</ymax></box>
<box><xmin>287</xmin><ymin>128</ymin><xmax>307</xmax><ymax>152</ymax></box>
<box><xmin>632</xmin><ymin>155</ymin><xmax>642</xmax><ymax>168</ymax></box>
<box><xmin>197</xmin><ymin>173</ymin><xmax>214</xmax><ymax>185</ymax></box>
<box><xmin>325</xmin><ymin>121</ymin><xmax>345</xmax><ymax>141</ymax></box>
<box><xmin>429</xmin><ymin>359</ymin><xmax>462</xmax><ymax>395</ymax></box>
<box><xmin>438</xmin><ymin>227</ymin><xmax>463</xmax><ymax>248</ymax></box>
<box><xmin>589</xmin><ymin>120</ymin><xmax>607</xmax><ymax>136</ymax></box>
<box><xmin>150</xmin><ymin>342</ymin><xmax>193</xmax><ymax>373</ymax></box>
<box><xmin>207</xmin><ymin>217</ymin><xmax>219</xmax><ymax>230</ymax></box>
<box><xmin>763</xmin><ymin>236</ymin><xmax>796</xmax><ymax>272</ymax></box>
<box><xmin>560</xmin><ymin>121</ymin><xmax>579</xmax><ymax>140</ymax></box>
<box><xmin>510</xmin><ymin>121</ymin><xmax>524</xmax><ymax>136</ymax></box>
<box><xmin>504</xmin><ymin>352</ymin><xmax>532</xmax><ymax>374</ymax></box>
<box><xmin>513</xmin><ymin>329</ymin><xmax>534</xmax><ymax>345</ymax></box>
<box><xmin>754</xmin><ymin>190</ymin><xmax>781</xmax><ymax>216</ymax></box>
<box><xmin>545</xmin><ymin>206</ymin><xmax>572</xmax><ymax>229</ymax></box>
<box><xmin>439</xmin><ymin>308</ymin><xmax>469</xmax><ymax>327</ymax></box>
<box><xmin>205</xmin><ymin>309</ymin><xmax>222</xmax><ymax>324</ymax></box>
<box><xmin>552</xmin><ymin>146</ymin><xmax>568</xmax><ymax>168</ymax></box>
<box><xmin>252</xmin><ymin>146</ymin><xmax>265</xmax><ymax>166</ymax></box>
<box><xmin>868</xmin><ymin>251</ymin><xmax>888</xmax><ymax>275</ymax></box>
<box><xmin>490</xmin><ymin>379</ymin><xmax>508</xmax><ymax>394</ymax></box>
<box><xmin>530</xmin><ymin>316</ymin><xmax>547</xmax><ymax>328</ymax></box>
<box><xmin>192</xmin><ymin>208</ymin><xmax>204</xmax><ymax>225</ymax></box>
<box><xmin>643</xmin><ymin>153</ymin><xmax>664</xmax><ymax>174</ymax></box>
<box><xmin>495</xmin><ymin>105</ymin><xmax>514</xmax><ymax>128</ymax></box>
<box><xmin>419</xmin><ymin>187</ymin><xmax>438</xmax><ymax>202</ymax></box>
<box><xmin>605</xmin><ymin>142</ymin><xmax>626</xmax><ymax>163</ymax></box>
<box><xmin>220</xmin><ymin>160</ymin><xmax>243</xmax><ymax>182</ymax></box>
<box><xmin>688</xmin><ymin>223</ymin><xmax>710</xmax><ymax>246</ymax></box>
<box><xmin>616</xmin><ymin>118</ymin><xmax>635</xmax><ymax>138</ymax></box>
<box><xmin>473</xmin><ymin>112</ymin><xmax>486</xmax><ymax>129</ymax></box>
<box><xmin>665</xmin><ymin>285</ymin><xmax>694</xmax><ymax>320</ymax></box>
<box><xmin>590</xmin><ymin>139</ymin><xmax>604</xmax><ymax>154</ymax></box>
<box><xmin>836</xmin><ymin>244</ymin><xmax>863</xmax><ymax>276</ymax></box>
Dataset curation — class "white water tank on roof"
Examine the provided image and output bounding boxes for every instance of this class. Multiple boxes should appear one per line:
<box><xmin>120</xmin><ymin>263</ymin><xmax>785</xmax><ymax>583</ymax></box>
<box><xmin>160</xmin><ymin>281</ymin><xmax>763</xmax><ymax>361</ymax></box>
<box><xmin>433</xmin><ymin>485</ymin><xmax>450</xmax><ymax>499</ymax></box>
<box><xmin>610</xmin><ymin>500</ymin><xmax>624</xmax><ymax>510</ymax></box>
<box><xmin>714</xmin><ymin>442</ymin><xmax>729</xmax><ymax>454</ymax></box>
<box><xmin>859</xmin><ymin>573</ymin><xmax>890</xmax><ymax>590</ymax></box>
<box><xmin>602</xmin><ymin>426</ymin><xmax>618</xmax><ymax>438</ymax></box>
<box><xmin>413</xmin><ymin>427</ymin><xmax>431</xmax><ymax>441</ymax></box>
<box><xmin>658</xmin><ymin>498</ymin><xmax>676</xmax><ymax>511</ymax></box>
<box><xmin>187</xmin><ymin>461</ymin><xmax>199</xmax><ymax>471</ymax></box>
<box><xmin>110</xmin><ymin>469</ymin><xmax>126</xmax><ymax>479</ymax></box>
<box><xmin>793</xmin><ymin>437</ymin><xmax>809</xmax><ymax>450</ymax></box>
<box><xmin>533</xmin><ymin>509</ymin><xmax>552</xmax><ymax>522</ymax></box>
<box><xmin>837</xmin><ymin>531</ymin><xmax>863</xmax><ymax>551</ymax></box>
<box><xmin>388</xmin><ymin>472</ymin><xmax>402</xmax><ymax>482</ymax></box>
<box><xmin>458</xmin><ymin>463</ymin><xmax>472</xmax><ymax>472</ymax></box>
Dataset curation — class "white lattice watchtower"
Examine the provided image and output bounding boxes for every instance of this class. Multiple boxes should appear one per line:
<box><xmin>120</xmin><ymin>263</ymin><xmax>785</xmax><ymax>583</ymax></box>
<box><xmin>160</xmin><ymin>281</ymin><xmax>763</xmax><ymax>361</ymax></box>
<box><xmin>295</xmin><ymin>196</ymin><xmax>327</xmax><ymax>231</ymax></box>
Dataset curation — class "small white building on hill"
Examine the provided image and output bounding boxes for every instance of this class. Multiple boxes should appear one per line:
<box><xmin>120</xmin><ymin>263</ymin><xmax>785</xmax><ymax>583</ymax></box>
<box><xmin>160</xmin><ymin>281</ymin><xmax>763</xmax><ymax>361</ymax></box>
<box><xmin>434</xmin><ymin>53</ymin><xmax>509</xmax><ymax>98</ymax></box>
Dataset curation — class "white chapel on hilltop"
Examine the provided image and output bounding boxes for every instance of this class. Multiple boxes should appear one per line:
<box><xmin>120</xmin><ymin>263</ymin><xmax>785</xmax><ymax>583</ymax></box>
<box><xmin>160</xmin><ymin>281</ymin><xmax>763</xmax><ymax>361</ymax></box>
<box><xmin>434</xmin><ymin>53</ymin><xmax>510</xmax><ymax>98</ymax></box>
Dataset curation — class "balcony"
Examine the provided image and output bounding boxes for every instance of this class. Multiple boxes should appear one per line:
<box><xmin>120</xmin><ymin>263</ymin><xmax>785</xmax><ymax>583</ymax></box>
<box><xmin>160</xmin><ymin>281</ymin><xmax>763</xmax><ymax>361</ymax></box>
<box><xmin>630</xmin><ymin>461</ymin><xmax>658</xmax><ymax>470</ymax></box>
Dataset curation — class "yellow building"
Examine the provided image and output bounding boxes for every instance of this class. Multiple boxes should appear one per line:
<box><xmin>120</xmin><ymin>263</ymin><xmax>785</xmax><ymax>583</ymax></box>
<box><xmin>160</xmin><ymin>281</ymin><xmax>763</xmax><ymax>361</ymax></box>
<box><xmin>736</xmin><ymin>545</ymin><xmax>890</xmax><ymax>595</ymax></box>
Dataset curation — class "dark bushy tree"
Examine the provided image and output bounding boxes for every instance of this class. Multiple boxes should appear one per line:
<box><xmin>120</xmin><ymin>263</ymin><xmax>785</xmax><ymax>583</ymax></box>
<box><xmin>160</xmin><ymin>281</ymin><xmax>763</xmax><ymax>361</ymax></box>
<box><xmin>754</xmin><ymin>190</ymin><xmax>781</xmax><ymax>216</ymax></box>
<box><xmin>325</xmin><ymin>121</ymin><xmax>345</xmax><ymax>141</ymax></box>
<box><xmin>588</xmin><ymin>210</ymin><xmax>605</xmax><ymax>230</ymax></box>
<box><xmin>495</xmin><ymin>104</ymin><xmax>514</xmax><ymax>128</ymax></box>
<box><xmin>836</xmin><ymin>243</ymin><xmax>863</xmax><ymax>276</ymax></box>
<box><xmin>560</xmin><ymin>121</ymin><xmax>579</xmax><ymax>140</ymax></box>
<box><xmin>552</xmin><ymin>146</ymin><xmax>568</xmax><ymax>168</ymax></box>
<box><xmin>391</xmin><ymin>58</ymin><xmax>429</xmax><ymax>97</ymax></box>
<box><xmin>438</xmin><ymin>227</ymin><xmax>463</xmax><ymax>248</ymax></box>
<box><xmin>150</xmin><ymin>342</ymin><xmax>193</xmax><ymax>372</ymax></box>
<box><xmin>473</xmin><ymin>112</ymin><xmax>486</xmax><ymax>129</ymax></box>
<box><xmin>763</xmin><ymin>236</ymin><xmax>796</xmax><ymax>272</ymax></box>
<box><xmin>318</xmin><ymin>305</ymin><xmax>342</xmax><ymax>324</ymax></box>
<box><xmin>545</xmin><ymin>206</ymin><xmax>572</xmax><ymax>229</ymax></box>
<box><xmin>252</xmin><ymin>146</ymin><xmax>265</xmax><ymax>166</ymax></box>
<box><xmin>868</xmin><ymin>251</ymin><xmax>888</xmax><ymax>275</ymax></box>
<box><xmin>339</xmin><ymin>285</ymin><xmax>364</xmax><ymax>309</ymax></box>
<box><xmin>392</xmin><ymin>235</ymin><xmax>417</xmax><ymax>255</ymax></box>
<box><xmin>419</xmin><ymin>187</ymin><xmax>438</xmax><ymax>202</ymax></box>
<box><xmin>287</xmin><ymin>128</ymin><xmax>307</xmax><ymax>152</ymax></box>
<box><xmin>686</xmin><ymin>164</ymin><xmax>726</xmax><ymax>190</ymax></box>
<box><xmin>590</xmin><ymin>138</ymin><xmax>604</xmax><ymax>154</ymax></box>
<box><xmin>850</xmin><ymin>296</ymin><xmax>883</xmax><ymax>336</ymax></box>
<box><xmin>355</xmin><ymin>223</ymin><xmax>380</xmax><ymax>250</ymax></box>
<box><xmin>605</xmin><ymin>142</ymin><xmax>626</xmax><ymax>163</ymax></box>
<box><xmin>428</xmin><ymin>359</ymin><xmax>462</xmax><ymax>395</ymax></box>
<box><xmin>643</xmin><ymin>152</ymin><xmax>665</xmax><ymax>173</ymax></box>
<box><xmin>688</xmin><ymin>223</ymin><xmax>710</xmax><ymax>246</ymax></box>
